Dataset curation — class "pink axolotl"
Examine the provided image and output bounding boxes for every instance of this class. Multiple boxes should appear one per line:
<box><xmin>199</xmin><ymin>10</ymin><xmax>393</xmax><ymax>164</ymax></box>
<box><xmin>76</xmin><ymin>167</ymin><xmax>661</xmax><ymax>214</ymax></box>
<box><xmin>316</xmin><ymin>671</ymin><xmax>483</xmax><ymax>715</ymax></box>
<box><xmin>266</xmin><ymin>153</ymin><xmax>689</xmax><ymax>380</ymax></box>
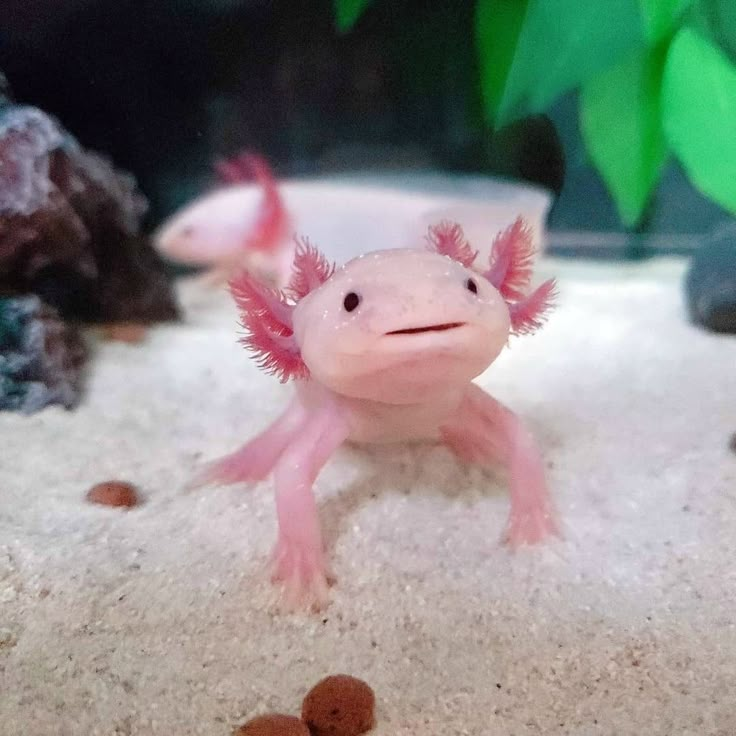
<box><xmin>194</xmin><ymin>217</ymin><xmax>559</xmax><ymax>611</ymax></box>
<box><xmin>154</xmin><ymin>151</ymin><xmax>294</xmax><ymax>287</ymax></box>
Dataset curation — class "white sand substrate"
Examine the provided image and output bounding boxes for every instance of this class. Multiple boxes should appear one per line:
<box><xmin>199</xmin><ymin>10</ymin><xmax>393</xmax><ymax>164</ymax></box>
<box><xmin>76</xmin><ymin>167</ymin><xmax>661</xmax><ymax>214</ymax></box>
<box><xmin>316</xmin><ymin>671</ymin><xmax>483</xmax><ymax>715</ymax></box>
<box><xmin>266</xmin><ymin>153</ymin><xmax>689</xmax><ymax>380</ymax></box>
<box><xmin>1</xmin><ymin>257</ymin><xmax>735</xmax><ymax>735</ymax></box>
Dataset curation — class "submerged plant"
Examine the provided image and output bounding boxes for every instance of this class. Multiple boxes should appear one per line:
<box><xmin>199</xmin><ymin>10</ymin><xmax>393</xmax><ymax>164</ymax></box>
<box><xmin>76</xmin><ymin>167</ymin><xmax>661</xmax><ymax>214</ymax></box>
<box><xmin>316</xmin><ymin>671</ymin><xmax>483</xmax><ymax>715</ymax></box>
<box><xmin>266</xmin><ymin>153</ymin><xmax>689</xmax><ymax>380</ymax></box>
<box><xmin>335</xmin><ymin>0</ymin><xmax>736</xmax><ymax>228</ymax></box>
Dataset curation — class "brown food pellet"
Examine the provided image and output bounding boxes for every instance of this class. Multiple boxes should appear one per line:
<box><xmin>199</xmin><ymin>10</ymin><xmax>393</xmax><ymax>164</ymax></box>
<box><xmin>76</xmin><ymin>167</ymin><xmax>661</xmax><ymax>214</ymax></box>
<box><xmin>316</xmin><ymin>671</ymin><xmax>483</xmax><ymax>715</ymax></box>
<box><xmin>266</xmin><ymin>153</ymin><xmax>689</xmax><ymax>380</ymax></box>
<box><xmin>729</xmin><ymin>432</ymin><xmax>736</xmax><ymax>454</ymax></box>
<box><xmin>302</xmin><ymin>675</ymin><xmax>375</xmax><ymax>736</ymax></box>
<box><xmin>86</xmin><ymin>481</ymin><xmax>139</xmax><ymax>508</ymax></box>
<box><xmin>234</xmin><ymin>714</ymin><xmax>310</xmax><ymax>736</ymax></box>
<box><xmin>101</xmin><ymin>322</ymin><xmax>148</xmax><ymax>343</ymax></box>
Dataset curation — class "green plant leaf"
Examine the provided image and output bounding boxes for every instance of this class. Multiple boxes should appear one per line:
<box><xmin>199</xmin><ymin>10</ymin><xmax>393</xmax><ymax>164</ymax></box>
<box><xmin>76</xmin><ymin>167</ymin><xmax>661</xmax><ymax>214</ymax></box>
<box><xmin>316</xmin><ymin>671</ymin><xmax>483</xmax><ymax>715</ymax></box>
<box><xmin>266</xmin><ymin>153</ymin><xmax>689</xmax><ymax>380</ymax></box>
<box><xmin>580</xmin><ymin>46</ymin><xmax>668</xmax><ymax>226</ymax></box>
<box><xmin>663</xmin><ymin>27</ymin><xmax>736</xmax><ymax>213</ymax></box>
<box><xmin>475</xmin><ymin>0</ymin><xmax>528</xmax><ymax>124</ymax></box>
<box><xmin>702</xmin><ymin>0</ymin><xmax>736</xmax><ymax>60</ymax></box>
<box><xmin>476</xmin><ymin>0</ymin><xmax>643</xmax><ymax>128</ymax></box>
<box><xmin>639</xmin><ymin>0</ymin><xmax>692</xmax><ymax>45</ymax></box>
<box><xmin>334</xmin><ymin>0</ymin><xmax>372</xmax><ymax>32</ymax></box>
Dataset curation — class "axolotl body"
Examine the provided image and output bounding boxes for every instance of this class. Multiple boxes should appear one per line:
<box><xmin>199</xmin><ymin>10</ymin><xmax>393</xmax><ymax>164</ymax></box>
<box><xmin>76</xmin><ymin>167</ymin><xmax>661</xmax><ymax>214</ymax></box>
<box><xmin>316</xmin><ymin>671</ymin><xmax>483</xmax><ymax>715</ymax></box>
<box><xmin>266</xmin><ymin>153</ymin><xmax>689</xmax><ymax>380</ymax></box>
<box><xmin>155</xmin><ymin>152</ymin><xmax>294</xmax><ymax>287</ymax></box>
<box><xmin>195</xmin><ymin>218</ymin><xmax>559</xmax><ymax>610</ymax></box>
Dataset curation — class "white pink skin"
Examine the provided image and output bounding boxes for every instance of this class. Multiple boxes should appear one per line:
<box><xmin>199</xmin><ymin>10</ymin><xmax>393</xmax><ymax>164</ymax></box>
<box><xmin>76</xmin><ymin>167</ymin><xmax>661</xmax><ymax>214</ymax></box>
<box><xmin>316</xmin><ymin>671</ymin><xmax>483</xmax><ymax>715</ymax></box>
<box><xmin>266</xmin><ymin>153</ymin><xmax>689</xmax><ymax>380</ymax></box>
<box><xmin>193</xmin><ymin>218</ymin><xmax>559</xmax><ymax>611</ymax></box>
<box><xmin>154</xmin><ymin>152</ymin><xmax>294</xmax><ymax>287</ymax></box>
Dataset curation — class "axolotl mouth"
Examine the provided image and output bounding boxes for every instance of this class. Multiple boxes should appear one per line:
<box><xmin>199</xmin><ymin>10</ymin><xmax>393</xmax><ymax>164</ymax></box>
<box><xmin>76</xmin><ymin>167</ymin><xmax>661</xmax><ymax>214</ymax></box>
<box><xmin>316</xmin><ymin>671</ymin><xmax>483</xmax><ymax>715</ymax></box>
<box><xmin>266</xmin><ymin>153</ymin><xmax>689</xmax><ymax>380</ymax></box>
<box><xmin>385</xmin><ymin>321</ymin><xmax>466</xmax><ymax>336</ymax></box>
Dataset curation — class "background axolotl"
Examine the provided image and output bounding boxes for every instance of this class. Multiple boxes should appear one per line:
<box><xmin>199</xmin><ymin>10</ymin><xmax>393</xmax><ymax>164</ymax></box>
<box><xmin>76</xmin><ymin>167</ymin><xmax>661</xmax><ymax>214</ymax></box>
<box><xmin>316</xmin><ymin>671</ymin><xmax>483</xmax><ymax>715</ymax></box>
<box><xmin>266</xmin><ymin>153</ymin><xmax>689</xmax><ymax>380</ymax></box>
<box><xmin>194</xmin><ymin>218</ymin><xmax>558</xmax><ymax>610</ymax></box>
<box><xmin>155</xmin><ymin>151</ymin><xmax>294</xmax><ymax>287</ymax></box>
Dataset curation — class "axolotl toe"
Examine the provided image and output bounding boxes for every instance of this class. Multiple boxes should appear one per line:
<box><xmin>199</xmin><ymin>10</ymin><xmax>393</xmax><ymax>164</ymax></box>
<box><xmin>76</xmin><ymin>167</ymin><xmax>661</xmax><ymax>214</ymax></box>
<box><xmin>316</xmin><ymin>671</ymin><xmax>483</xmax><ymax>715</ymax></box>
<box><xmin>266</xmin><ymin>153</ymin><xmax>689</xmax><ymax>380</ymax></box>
<box><xmin>193</xmin><ymin>218</ymin><xmax>559</xmax><ymax>611</ymax></box>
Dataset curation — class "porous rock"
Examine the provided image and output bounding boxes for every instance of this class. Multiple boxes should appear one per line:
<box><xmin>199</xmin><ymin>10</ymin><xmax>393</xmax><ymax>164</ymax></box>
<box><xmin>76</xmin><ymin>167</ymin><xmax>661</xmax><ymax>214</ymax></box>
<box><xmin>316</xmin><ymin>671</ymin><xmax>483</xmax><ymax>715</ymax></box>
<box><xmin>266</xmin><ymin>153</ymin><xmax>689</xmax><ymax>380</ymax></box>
<box><xmin>0</xmin><ymin>100</ymin><xmax>179</xmax><ymax>324</ymax></box>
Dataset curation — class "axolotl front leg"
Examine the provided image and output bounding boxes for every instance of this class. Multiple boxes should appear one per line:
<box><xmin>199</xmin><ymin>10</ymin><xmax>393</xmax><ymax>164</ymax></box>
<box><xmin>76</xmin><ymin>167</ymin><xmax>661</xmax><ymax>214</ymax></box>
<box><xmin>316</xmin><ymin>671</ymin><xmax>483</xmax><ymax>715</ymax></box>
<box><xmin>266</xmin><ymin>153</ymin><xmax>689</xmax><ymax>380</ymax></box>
<box><xmin>194</xmin><ymin>399</ymin><xmax>348</xmax><ymax>611</ymax></box>
<box><xmin>271</xmin><ymin>406</ymin><xmax>349</xmax><ymax>610</ymax></box>
<box><xmin>441</xmin><ymin>383</ymin><xmax>559</xmax><ymax>546</ymax></box>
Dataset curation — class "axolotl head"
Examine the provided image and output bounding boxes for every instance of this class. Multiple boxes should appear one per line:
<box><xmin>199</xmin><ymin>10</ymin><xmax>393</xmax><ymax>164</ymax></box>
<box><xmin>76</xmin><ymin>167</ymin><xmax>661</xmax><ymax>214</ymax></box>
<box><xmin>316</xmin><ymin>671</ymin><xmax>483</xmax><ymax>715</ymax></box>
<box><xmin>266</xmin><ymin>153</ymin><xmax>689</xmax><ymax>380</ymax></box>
<box><xmin>153</xmin><ymin>152</ymin><xmax>293</xmax><ymax>285</ymax></box>
<box><xmin>292</xmin><ymin>248</ymin><xmax>509</xmax><ymax>403</ymax></box>
<box><xmin>229</xmin><ymin>219</ymin><xmax>556</xmax><ymax>404</ymax></box>
<box><xmin>154</xmin><ymin>188</ymin><xmax>254</xmax><ymax>265</ymax></box>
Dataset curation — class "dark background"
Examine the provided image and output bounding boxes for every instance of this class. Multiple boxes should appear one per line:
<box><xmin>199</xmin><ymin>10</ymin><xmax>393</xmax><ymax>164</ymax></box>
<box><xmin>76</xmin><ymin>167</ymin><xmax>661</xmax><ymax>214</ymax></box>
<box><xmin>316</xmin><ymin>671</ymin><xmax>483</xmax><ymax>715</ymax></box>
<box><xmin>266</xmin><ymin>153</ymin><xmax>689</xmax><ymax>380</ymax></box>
<box><xmin>0</xmin><ymin>0</ymin><xmax>728</xmax><ymax>248</ymax></box>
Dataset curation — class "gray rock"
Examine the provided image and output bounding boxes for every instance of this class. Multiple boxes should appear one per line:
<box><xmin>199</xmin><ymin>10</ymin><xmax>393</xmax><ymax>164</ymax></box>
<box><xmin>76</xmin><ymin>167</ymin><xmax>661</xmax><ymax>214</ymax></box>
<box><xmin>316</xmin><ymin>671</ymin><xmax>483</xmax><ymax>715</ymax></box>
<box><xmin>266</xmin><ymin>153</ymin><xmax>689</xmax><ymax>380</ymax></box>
<box><xmin>684</xmin><ymin>227</ymin><xmax>736</xmax><ymax>333</ymax></box>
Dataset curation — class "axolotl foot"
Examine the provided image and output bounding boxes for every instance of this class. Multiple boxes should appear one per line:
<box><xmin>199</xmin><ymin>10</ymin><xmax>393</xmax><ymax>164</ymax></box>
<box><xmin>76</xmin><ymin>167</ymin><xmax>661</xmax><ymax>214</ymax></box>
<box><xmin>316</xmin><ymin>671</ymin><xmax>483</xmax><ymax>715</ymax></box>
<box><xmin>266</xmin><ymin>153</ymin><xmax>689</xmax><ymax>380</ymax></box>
<box><xmin>269</xmin><ymin>538</ymin><xmax>335</xmax><ymax>613</ymax></box>
<box><xmin>188</xmin><ymin>450</ymin><xmax>269</xmax><ymax>490</ymax></box>
<box><xmin>502</xmin><ymin>504</ymin><xmax>561</xmax><ymax>548</ymax></box>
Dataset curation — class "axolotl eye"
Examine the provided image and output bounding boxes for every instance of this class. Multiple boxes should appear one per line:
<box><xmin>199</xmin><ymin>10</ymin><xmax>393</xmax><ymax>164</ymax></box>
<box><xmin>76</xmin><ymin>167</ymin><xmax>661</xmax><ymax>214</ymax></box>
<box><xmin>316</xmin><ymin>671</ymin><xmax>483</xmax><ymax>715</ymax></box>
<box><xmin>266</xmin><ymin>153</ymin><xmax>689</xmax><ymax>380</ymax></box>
<box><xmin>466</xmin><ymin>278</ymin><xmax>478</xmax><ymax>294</ymax></box>
<box><xmin>343</xmin><ymin>292</ymin><xmax>361</xmax><ymax>312</ymax></box>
